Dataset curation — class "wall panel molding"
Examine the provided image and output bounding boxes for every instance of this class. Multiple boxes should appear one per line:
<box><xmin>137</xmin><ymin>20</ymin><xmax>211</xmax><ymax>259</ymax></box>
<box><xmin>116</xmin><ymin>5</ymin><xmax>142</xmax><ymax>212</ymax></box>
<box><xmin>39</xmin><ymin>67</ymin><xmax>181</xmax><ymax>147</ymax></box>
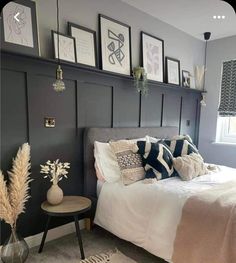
<box><xmin>1</xmin><ymin>51</ymin><xmax>201</xmax><ymax>242</ymax></box>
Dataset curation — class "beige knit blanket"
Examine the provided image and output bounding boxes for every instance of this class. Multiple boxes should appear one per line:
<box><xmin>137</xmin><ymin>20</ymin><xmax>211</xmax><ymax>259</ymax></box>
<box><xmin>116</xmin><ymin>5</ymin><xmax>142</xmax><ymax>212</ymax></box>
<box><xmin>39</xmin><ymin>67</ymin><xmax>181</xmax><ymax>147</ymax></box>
<box><xmin>172</xmin><ymin>181</ymin><xmax>236</xmax><ymax>263</ymax></box>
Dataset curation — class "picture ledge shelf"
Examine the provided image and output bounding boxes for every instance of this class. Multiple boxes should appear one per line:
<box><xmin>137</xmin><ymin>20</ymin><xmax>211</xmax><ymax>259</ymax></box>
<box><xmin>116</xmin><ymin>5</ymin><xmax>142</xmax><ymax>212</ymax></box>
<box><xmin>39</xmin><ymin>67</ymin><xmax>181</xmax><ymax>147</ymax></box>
<box><xmin>1</xmin><ymin>50</ymin><xmax>206</xmax><ymax>94</ymax></box>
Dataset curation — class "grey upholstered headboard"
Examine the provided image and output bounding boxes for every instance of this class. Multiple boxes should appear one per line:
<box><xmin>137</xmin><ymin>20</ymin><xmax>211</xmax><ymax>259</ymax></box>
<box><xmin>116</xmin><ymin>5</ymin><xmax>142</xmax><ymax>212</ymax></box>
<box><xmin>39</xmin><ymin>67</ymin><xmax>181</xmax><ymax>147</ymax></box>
<box><xmin>83</xmin><ymin>126</ymin><xmax>178</xmax><ymax>200</ymax></box>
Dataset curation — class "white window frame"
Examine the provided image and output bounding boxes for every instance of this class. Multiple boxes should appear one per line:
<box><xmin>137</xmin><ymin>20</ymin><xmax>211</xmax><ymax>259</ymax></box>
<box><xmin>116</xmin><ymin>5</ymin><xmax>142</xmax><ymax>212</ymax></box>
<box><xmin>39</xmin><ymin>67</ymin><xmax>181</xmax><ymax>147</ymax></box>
<box><xmin>216</xmin><ymin>58</ymin><xmax>236</xmax><ymax>144</ymax></box>
<box><xmin>217</xmin><ymin>117</ymin><xmax>236</xmax><ymax>144</ymax></box>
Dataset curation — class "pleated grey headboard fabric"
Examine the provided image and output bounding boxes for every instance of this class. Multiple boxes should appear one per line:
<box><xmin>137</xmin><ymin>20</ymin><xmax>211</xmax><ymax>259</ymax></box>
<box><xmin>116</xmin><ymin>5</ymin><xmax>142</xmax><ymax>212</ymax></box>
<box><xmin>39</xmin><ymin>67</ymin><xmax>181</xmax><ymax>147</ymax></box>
<box><xmin>83</xmin><ymin>126</ymin><xmax>178</xmax><ymax>199</ymax></box>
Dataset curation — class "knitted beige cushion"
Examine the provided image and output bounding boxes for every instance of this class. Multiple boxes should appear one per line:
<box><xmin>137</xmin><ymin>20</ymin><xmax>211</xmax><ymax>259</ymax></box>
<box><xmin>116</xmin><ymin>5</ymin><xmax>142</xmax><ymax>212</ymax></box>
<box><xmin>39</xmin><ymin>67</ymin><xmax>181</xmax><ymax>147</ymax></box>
<box><xmin>173</xmin><ymin>153</ymin><xmax>208</xmax><ymax>181</ymax></box>
<box><xmin>109</xmin><ymin>140</ymin><xmax>145</xmax><ymax>185</ymax></box>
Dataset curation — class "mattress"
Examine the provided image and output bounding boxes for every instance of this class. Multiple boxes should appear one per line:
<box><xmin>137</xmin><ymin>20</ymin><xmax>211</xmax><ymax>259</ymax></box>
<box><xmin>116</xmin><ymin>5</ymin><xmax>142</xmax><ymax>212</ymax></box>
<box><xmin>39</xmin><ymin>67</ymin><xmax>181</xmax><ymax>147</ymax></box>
<box><xmin>94</xmin><ymin>165</ymin><xmax>236</xmax><ymax>262</ymax></box>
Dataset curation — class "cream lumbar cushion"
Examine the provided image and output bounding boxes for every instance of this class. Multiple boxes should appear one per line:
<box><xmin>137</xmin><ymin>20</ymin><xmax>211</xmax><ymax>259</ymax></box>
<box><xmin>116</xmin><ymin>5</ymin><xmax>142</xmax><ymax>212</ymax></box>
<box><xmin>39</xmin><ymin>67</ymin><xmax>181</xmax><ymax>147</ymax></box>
<box><xmin>173</xmin><ymin>153</ymin><xmax>208</xmax><ymax>181</ymax></box>
<box><xmin>109</xmin><ymin>140</ymin><xmax>145</xmax><ymax>185</ymax></box>
<box><xmin>94</xmin><ymin>141</ymin><xmax>121</xmax><ymax>183</ymax></box>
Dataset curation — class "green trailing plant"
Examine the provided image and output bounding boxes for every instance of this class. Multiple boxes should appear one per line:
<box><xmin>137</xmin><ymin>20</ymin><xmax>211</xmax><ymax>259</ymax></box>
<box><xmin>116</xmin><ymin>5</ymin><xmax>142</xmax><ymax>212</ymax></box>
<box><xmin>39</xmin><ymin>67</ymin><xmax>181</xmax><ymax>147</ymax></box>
<box><xmin>133</xmin><ymin>66</ymin><xmax>148</xmax><ymax>96</ymax></box>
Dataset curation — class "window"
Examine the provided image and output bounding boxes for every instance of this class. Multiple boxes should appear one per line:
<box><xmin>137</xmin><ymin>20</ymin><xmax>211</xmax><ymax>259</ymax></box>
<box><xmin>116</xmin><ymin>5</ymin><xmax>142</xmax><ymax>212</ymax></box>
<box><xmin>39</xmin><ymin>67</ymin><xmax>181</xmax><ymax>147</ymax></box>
<box><xmin>217</xmin><ymin>117</ymin><xmax>236</xmax><ymax>143</ymax></box>
<box><xmin>216</xmin><ymin>59</ymin><xmax>236</xmax><ymax>144</ymax></box>
<box><xmin>229</xmin><ymin>117</ymin><xmax>236</xmax><ymax>134</ymax></box>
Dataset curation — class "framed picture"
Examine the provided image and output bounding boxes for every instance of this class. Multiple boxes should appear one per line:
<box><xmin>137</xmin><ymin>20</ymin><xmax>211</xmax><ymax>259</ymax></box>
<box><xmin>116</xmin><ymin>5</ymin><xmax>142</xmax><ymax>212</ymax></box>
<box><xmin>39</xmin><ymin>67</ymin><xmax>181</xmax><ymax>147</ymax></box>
<box><xmin>165</xmin><ymin>57</ymin><xmax>181</xmax><ymax>85</ymax></box>
<box><xmin>182</xmin><ymin>70</ymin><xmax>191</xmax><ymax>88</ymax></box>
<box><xmin>68</xmin><ymin>22</ymin><xmax>97</xmax><ymax>67</ymax></box>
<box><xmin>52</xmin><ymin>31</ymin><xmax>76</xmax><ymax>63</ymax></box>
<box><xmin>99</xmin><ymin>14</ymin><xmax>132</xmax><ymax>76</ymax></box>
<box><xmin>0</xmin><ymin>0</ymin><xmax>39</xmax><ymax>56</ymax></box>
<box><xmin>141</xmin><ymin>32</ymin><xmax>164</xmax><ymax>82</ymax></box>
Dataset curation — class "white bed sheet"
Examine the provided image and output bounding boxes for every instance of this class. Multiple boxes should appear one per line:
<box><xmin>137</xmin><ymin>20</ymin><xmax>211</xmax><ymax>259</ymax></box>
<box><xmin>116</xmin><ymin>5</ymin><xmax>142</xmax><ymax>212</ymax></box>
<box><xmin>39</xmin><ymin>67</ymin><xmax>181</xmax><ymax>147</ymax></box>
<box><xmin>97</xmin><ymin>180</ymin><xmax>105</xmax><ymax>197</ymax></box>
<box><xmin>94</xmin><ymin>165</ymin><xmax>236</xmax><ymax>262</ymax></box>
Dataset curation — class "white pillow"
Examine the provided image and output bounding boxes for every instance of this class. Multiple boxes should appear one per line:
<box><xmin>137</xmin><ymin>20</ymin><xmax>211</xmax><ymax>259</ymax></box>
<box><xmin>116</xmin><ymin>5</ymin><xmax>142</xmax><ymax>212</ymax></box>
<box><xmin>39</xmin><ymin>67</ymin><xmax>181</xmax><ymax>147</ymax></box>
<box><xmin>145</xmin><ymin>135</ymin><xmax>160</xmax><ymax>143</ymax></box>
<box><xmin>94</xmin><ymin>137</ymin><xmax>146</xmax><ymax>183</ymax></box>
<box><xmin>129</xmin><ymin>137</ymin><xmax>146</xmax><ymax>142</ymax></box>
<box><xmin>94</xmin><ymin>141</ymin><xmax>121</xmax><ymax>183</ymax></box>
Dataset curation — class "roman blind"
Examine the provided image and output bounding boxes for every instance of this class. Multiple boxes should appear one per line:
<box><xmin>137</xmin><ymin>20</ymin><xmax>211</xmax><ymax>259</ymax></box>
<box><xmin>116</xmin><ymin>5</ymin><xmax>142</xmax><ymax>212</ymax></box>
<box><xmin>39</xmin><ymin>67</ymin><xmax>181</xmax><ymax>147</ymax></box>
<box><xmin>218</xmin><ymin>59</ymin><xmax>236</xmax><ymax>117</ymax></box>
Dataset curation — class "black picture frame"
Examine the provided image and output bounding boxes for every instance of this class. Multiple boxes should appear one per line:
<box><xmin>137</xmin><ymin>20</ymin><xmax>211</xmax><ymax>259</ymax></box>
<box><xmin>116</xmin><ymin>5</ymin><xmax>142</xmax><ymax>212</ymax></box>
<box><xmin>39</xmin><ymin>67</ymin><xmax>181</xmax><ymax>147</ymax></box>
<box><xmin>182</xmin><ymin>70</ymin><xmax>191</xmax><ymax>88</ymax></box>
<box><xmin>68</xmin><ymin>22</ymin><xmax>97</xmax><ymax>68</ymax></box>
<box><xmin>51</xmin><ymin>31</ymin><xmax>77</xmax><ymax>63</ymax></box>
<box><xmin>141</xmin><ymin>31</ymin><xmax>164</xmax><ymax>83</ymax></box>
<box><xmin>165</xmin><ymin>57</ymin><xmax>181</xmax><ymax>86</ymax></box>
<box><xmin>0</xmin><ymin>0</ymin><xmax>39</xmax><ymax>56</ymax></box>
<box><xmin>99</xmin><ymin>14</ymin><xmax>132</xmax><ymax>76</ymax></box>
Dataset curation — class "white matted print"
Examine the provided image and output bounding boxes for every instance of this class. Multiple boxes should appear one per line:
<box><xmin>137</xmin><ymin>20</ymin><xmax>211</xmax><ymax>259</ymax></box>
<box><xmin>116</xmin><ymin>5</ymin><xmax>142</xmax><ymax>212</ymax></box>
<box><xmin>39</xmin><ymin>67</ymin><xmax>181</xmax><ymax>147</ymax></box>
<box><xmin>142</xmin><ymin>32</ymin><xmax>164</xmax><ymax>82</ymax></box>
<box><xmin>166</xmin><ymin>57</ymin><xmax>180</xmax><ymax>85</ymax></box>
<box><xmin>99</xmin><ymin>15</ymin><xmax>131</xmax><ymax>75</ymax></box>
<box><xmin>3</xmin><ymin>1</ymin><xmax>33</xmax><ymax>47</ymax></box>
<box><xmin>69</xmin><ymin>23</ymin><xmax>96</xmax><ymax>67</ymax></box>
<box><xmin>52</xmin><ymin>31</ymin><xmax>76</xmax><ymax>63</ymax></box>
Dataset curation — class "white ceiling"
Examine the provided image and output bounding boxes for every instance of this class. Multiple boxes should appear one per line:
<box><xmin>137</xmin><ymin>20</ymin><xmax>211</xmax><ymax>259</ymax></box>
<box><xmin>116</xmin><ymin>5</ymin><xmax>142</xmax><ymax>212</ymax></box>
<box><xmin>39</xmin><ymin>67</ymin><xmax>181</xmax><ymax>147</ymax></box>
<box><xmin>121</xmin><ymin>0</ymin><xmax>236</xmax><ymax>41</ymax></box>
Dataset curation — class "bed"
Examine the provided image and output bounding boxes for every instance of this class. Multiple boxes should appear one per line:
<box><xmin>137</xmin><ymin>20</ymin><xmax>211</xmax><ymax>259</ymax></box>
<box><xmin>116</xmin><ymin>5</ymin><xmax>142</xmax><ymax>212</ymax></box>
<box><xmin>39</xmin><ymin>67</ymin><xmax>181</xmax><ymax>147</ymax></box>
<box><xmin>84</xmin><ymin>127</ymin><xmax>236</xmax><ymax>263</ymax></box>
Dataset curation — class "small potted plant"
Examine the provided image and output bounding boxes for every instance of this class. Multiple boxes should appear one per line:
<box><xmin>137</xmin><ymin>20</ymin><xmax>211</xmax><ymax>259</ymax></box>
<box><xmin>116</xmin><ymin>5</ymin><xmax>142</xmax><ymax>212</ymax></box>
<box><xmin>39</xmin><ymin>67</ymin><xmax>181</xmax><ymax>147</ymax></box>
<box><xmin>40</xmin><ymin>160</ymin><xmax>70</xmax><ymax>205</ymax></box>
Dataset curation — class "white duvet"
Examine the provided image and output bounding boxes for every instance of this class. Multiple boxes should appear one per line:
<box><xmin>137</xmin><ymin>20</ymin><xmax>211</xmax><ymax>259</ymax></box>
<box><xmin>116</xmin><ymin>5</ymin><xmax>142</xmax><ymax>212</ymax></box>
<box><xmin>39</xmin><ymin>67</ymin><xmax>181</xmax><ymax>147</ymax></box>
<box><xmin>94</xmin><ymin>165</ymin><xmax>236</xmax><ymax>262</ymax></box>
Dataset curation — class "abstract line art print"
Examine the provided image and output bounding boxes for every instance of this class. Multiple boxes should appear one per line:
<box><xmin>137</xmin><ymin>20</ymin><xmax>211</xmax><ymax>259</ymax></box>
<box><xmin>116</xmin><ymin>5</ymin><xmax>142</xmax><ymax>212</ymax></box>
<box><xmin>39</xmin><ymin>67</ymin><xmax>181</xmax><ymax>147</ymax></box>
<box><xmin>100</xmin><ymin>14</ymin><xmax>131</xmax><ymax>76</ymax></box>
<box><xmin>3</xmin><ymin>2</ymin><xmax>34</xmax><ymax>47</ymax></box>
<box><xmin>141</xmin><ymin>32</ymin><xmax>164</xmax><ymax>82</ymax></box>
<box><xmin>107</xmin><ymin>30</ymin><xmax>125</xmax><ymax>66</ymax></box>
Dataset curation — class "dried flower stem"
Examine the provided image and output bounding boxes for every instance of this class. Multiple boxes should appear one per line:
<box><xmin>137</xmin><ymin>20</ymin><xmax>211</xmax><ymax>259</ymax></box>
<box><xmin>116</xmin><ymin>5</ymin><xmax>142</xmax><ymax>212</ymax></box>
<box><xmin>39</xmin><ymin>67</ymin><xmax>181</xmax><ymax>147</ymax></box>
<box><xmin>0</xmin><ymin>143</ymin><xmax>31</xmax><ymax>228</ymax></box>
<box><xmin>40</xmin><ymin>159</ymin><xmax>70</xmax><ymax>184</ymax></box>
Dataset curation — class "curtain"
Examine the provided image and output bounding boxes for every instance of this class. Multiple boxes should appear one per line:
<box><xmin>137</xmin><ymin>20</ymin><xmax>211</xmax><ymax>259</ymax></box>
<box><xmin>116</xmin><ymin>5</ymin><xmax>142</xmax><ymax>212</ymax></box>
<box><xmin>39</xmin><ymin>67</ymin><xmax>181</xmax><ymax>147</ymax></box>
<box><xmin>218</xmin><ymin>59</ymin><xmax>236</xmax><ymax>117</ymax></box>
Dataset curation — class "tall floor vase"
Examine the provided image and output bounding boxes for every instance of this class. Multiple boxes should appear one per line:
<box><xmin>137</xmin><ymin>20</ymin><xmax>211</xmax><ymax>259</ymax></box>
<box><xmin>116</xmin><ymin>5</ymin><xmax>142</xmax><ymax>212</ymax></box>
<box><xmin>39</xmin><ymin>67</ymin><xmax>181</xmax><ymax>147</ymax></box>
<box><xmin>1</xmin><ymin>228</ymin><xmax>29</xmax><ymax>263</ymax></box>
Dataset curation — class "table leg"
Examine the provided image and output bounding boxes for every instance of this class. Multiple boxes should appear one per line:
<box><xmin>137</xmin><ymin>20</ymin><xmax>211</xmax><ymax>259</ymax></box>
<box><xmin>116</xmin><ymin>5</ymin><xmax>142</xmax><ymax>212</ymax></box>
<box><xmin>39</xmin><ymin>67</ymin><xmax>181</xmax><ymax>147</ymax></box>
<box><xmin>74</xmin><ymin>215</ymin><xmax>85</xmax><ymax>259</ymax></box>
<box><xmin>38</xmin><ymin>216</ymin><xmax>51</xmax><ymax>253</ymax></box>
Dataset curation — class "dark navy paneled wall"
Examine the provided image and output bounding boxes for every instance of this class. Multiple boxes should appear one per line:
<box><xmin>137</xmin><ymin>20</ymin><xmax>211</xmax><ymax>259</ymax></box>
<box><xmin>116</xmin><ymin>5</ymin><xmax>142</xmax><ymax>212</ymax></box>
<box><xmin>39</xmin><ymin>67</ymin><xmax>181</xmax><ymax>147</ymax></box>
<box><xmin>0</xmin><ymin>51</ymin><xmax>201</xmax><ymax>242</ymax></box>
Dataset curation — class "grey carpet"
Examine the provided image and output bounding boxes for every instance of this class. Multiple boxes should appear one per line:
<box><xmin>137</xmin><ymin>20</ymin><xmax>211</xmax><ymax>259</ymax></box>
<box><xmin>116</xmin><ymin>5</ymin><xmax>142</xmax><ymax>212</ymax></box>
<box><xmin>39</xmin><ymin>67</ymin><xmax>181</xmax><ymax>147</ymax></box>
<box><xmin>27</xmin><ymin>226</ymin><xmax>167</xmax><ymax>263</ymax></box>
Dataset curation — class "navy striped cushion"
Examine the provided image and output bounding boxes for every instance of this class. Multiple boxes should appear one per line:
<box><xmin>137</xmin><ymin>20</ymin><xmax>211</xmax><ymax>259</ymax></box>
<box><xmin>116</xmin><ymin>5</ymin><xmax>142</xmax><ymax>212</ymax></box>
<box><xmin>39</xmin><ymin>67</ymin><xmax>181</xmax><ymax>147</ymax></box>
<box><xmin>163</xmin><ymin>138</ymin><xmax>198</xmax><ymax>157</ymax></box>
<box><xmin>137</xmin><ymin>141</ymin><xmax>175</xmax><ymax>180</ymax></box>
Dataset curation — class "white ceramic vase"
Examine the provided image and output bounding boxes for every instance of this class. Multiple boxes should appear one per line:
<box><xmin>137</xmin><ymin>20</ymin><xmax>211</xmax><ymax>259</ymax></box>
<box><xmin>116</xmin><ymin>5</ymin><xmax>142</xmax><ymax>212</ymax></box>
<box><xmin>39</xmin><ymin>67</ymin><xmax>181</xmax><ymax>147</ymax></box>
<box><xmin>47</xmin><ymin>183</ymin><xmax>63</xmax><ymax>205</ymax></box>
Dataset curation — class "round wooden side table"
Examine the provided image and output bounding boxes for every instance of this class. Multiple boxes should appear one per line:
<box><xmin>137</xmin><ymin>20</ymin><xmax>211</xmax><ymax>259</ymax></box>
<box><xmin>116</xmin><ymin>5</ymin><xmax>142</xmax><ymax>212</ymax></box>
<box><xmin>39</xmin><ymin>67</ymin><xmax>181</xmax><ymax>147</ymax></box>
<box><xmin>38</xmin><ymin>196</ymin><xmax>91</xmax><ymax>259</ymax></box>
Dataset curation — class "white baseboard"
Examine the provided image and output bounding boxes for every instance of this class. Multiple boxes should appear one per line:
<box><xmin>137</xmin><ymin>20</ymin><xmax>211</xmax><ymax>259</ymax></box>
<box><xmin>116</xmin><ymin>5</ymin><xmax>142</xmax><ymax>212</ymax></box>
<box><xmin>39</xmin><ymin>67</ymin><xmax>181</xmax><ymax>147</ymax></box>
<box><xmin>25</xmin><ymin>219</ymin><xmax>85</xmax><ymax>249</ymax></box>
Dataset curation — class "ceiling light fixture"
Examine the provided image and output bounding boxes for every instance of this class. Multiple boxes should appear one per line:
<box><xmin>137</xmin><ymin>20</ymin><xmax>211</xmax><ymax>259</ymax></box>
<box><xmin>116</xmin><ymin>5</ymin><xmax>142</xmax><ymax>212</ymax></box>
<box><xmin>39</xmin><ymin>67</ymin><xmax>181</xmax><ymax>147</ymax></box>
<box><xmin>52</xmin><ymin>0</ymin><xmax>66</xmax><ymax>92</ymax></box>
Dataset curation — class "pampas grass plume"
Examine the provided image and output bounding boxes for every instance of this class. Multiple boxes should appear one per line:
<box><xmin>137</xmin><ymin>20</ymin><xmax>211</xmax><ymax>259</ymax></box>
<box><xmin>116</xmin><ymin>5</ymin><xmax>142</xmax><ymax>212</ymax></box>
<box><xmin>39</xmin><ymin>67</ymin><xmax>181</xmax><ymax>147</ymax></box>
<box><xmin>0</xmin><ymin>143</ymin><xmax>31</xmax><ymax>228</ymax></box>
<box><xmin>0</xmin><ymin>171</ymin><xmax>14</xmax><ymax>227</ymax></box>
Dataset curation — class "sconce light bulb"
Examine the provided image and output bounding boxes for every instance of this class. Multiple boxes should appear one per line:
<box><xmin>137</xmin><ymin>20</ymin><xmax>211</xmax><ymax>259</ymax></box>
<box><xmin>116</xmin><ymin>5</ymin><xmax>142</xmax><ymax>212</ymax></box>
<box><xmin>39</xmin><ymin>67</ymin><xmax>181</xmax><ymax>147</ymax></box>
<box><xmin>53</xmin><ymin>79</ymin><xmax>66</xmax><ymax>92</ymax></box>
<box><xmin>52</xmin><ymin>65</ymin><xmax>66</xmax><ymax>92</ymax></box>
<box><xmin>200</xmin><ymin>94</ymin><xmax>207</xmax><ymax>107</ymax></box>
<box><xmin>200</xmin><ymin>100</ymin><xmax>207</xmax><ymax>107</ymax></box>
